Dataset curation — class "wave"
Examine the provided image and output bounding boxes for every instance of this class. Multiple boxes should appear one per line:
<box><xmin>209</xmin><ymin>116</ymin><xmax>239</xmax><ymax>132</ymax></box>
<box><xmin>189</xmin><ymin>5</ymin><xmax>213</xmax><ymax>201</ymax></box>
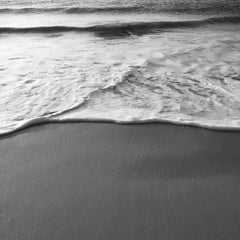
<box><xmin>0</xmin><ymin>16</ymin><xmax>240</xmax><ymax>35</ymax></box>
<box><xmin>0</xmin><ymin>4</ymin><xmax>240</xmax><ymax>14</ymax></box>
<box><xmin>1</xmin><ymin>115</ymin><xmax>240</xmax><ymax>137</ymax></box>
<box><xmin>0</xmin><ymin>6</ymin><xmax>142</xmax><ymax>14</ymax></box>
<box><xmin>3</xmin><ymin>64</ymin><xmax>240</xmax><ymax>136</ymax></box>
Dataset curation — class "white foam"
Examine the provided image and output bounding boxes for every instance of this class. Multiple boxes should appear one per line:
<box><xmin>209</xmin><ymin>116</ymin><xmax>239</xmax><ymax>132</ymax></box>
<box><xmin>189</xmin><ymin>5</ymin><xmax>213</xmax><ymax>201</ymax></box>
<box><xmin>1</xmin><ymin>22</ymin><xmax>240</xmax><ymax>135</ymax></box>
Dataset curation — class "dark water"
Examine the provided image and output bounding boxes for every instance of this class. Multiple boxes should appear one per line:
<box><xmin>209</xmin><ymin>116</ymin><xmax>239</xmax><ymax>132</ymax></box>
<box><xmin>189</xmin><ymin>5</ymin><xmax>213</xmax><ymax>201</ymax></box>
<box><xmin>1</xmin><ymin>0</ymin><xmax>240</xmax><ymax>14</ymax></box>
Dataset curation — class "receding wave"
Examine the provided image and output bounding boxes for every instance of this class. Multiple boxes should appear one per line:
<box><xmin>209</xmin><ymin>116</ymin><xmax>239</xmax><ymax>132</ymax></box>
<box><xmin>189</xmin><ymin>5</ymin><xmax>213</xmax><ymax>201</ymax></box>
<box><xmin>0</xmin><ymin>16</ymin><xmax>240</xmax><ymax>35</ymax></box>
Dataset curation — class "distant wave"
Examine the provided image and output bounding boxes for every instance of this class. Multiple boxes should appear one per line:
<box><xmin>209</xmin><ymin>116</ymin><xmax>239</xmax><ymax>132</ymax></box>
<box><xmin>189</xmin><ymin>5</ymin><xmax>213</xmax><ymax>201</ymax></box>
<box><xmin>0</xmin><ymin>6</ymin><xmax>143</xmax><ymax>14</ymax></box>
<box><xmin>0</xmin><ymin>16</ymin><xmax>240</xmax><ymax>35</ymax></box>
<box><xmin>0</xmin><ymin>4</ymin><xmax>240</xmax><ymax>14</ymax></box>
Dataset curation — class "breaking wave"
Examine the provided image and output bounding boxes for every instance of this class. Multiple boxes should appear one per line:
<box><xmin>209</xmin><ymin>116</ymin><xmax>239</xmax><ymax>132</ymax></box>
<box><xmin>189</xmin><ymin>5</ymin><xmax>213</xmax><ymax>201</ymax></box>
<box><xmin>1</xmin><ymin>16</ymin><xmax>240</xmax><ymax>34</ymax></box>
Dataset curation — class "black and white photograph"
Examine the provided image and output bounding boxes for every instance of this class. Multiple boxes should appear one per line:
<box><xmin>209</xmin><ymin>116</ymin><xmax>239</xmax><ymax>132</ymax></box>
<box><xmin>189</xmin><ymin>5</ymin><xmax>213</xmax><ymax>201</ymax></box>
<box><xmin>0</xmin><ymin>0</ymin><xmax>240</xmax><ymax>239</ymax></box>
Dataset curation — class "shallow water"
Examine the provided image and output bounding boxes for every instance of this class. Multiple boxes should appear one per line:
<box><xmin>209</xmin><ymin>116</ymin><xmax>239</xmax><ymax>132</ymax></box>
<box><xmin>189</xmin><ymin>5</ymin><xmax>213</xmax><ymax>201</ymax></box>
<box><xmin>1</xmin><ymin>0</ymin><xmax>240</xmax><ymax>134</ymax></box>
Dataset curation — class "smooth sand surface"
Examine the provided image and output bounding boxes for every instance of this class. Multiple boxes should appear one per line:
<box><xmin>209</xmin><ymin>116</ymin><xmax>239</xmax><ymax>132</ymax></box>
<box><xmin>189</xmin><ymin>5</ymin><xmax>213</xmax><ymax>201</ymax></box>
<box><xmin>1</xmin><ymin>123</ymin><xmax>240</xmax><ymax>240</ymax></box>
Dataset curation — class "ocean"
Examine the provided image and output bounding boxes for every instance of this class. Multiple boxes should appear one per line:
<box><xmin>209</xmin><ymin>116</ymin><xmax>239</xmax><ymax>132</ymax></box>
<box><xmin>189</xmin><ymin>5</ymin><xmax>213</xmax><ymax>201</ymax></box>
<box><xmin>0</xmin><ymin>0</ymin><xmax>240</xmax><ymax>134</ymax></box>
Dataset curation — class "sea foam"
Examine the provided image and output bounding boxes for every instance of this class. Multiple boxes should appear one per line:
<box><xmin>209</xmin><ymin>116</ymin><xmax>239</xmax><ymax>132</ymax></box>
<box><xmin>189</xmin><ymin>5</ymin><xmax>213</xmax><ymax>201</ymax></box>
<box><xmin>1</xmin><ymin>1</ymin><xmax>240</xmax><ymax>134</ymax></box>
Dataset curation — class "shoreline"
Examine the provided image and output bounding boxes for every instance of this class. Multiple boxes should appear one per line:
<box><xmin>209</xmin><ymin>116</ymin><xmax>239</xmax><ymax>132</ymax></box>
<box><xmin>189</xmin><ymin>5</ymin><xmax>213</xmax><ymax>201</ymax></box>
<box><xmin>1</xmin><ymin>122</ymin><xmax>240</xmax><ymax>239</ymax></box>
<box><xmin>1</xmin><ymin>117</ymin><xmax>240</xmax><ymax>138</ymax></box>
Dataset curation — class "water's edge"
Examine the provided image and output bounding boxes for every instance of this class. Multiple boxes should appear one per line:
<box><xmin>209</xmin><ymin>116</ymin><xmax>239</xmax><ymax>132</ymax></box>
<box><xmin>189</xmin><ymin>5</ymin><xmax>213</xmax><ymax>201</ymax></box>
<box><xmin>1</xmin><ymin>117</ymin><xmax>240</xmax><ymax>138</ymax></box>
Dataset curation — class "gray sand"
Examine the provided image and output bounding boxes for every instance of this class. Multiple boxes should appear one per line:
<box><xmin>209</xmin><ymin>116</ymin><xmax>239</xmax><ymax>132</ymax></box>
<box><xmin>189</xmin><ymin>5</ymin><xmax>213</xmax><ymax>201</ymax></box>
<box><xmin>1</xmin><ymin>123</ymin><xmax>240</xmax><ymax>240</ymax></box>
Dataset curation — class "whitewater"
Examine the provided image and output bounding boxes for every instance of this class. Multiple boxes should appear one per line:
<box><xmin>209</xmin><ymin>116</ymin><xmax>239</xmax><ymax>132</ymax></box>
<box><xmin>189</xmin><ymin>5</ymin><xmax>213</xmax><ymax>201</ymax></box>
<box><xmin>0</xmin><ymin>0</ymin><xmax>240</xmax><ymax>134</ymax></box>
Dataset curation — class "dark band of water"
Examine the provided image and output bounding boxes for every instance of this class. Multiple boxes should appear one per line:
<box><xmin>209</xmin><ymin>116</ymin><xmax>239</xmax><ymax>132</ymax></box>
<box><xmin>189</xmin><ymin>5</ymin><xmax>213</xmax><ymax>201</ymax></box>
<box><xmin>0</xmin><ymin>3</ymin><xmax>240</xmax><ymax>14</ymax></box>
<box><xmin>0</xmin><ymin>16</ymin><xmax>239</xmax><ymax>35</ymax></box>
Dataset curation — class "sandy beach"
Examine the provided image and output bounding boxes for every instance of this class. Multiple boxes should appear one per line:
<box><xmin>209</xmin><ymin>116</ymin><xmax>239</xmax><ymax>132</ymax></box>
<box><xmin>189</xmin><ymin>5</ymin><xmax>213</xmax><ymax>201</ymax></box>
<box><xmin>1</xmin><ymin>123</ymin><xmax>240</xmax><ymax>240</ymax></box>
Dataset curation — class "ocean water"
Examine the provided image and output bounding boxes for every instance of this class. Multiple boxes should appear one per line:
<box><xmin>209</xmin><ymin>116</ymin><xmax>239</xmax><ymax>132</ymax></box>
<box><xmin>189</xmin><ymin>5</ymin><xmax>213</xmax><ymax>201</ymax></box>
<box><xmin>1</xmin><ymin>0</ymin><xmax>240</xmax><ymax>134</ymax></box>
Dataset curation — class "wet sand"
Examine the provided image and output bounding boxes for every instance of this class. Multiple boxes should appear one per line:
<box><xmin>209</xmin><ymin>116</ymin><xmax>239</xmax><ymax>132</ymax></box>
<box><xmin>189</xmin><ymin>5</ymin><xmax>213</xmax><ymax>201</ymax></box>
<box><xmin>1</xmin><ymin>123</ymin><xmax>240</xmax><ymax>240</ymax></box>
